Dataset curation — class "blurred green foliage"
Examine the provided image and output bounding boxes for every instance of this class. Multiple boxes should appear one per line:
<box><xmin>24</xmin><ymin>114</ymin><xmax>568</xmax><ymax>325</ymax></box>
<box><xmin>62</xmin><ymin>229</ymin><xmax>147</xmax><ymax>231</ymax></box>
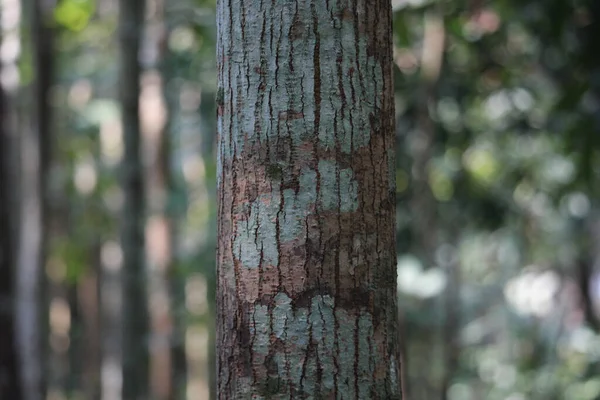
<box><xmin>54</xmin><ymin>0</ymin><xmax>95</xmax><ymax>31</ymax></box>
<box><xmin>392</xmin><ymin>0</ymin><xmax>600</xmax><ymax>398</ymax></box>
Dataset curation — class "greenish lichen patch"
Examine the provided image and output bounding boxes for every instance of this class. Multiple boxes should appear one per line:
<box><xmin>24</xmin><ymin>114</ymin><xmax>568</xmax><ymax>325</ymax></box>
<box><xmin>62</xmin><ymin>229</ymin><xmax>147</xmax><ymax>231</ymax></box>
<box><xmin>252</xmin><ymin>294</ymin><xmax>343</xmax><ymax>397</ymax></box>
<box><xmin>298</xmin><ymin>167</ymin><xmax>318</xmax><ymax>200</ymax></box>
<box><xmin>273</xmin><ymin>292</ymin><xmax>292</xmax><ymax>339</ymax></box>
<box><xmin>301</xmin><ymin>354</ymin><xmax>318</xmax><ymax>396</ymax></box>
<box><xmin>313</xmin><ymin>16</ymin><xmax>382</xmax><ymax>154</ymax></box>
<box><xmin>358</xmin><ymin>312</ymin><xmax>376</xmax><ymax>398</ymax></box>
<box><xmin>339</xmin><ymin>168</ymin><xmax>359</xmax><ymax>212</ymax></box>
<box><xmin>233</xmin><ymin>193</ymin><xmax>280</xmax><ymax>269</ymax></box>
<box><xmin>251</xmin><ymin>304</ymin><xmax>271</xmax><ymax>357</ymax></box>
<box><xmin>310</xmin><ymin>295</ymin><xmax>336</xmax><ymax>391</ymax></box>
<box><xmin>280</xmin><ymin>167</ymin><xmax>317</xmax><ymax>242</ymax></box>
<box><xmin>245</xmin><ymin>292</ymin><xmax>385</xmax><ymax>398</ymax></box>
<box><xmin>233</xmin><ymin>161</ymin><xmax>357</xmax><ymax>270</ymax></box>
<box><xmin>280</xmin><ymin>188</ymin><xmax>304</xmax><ymax>243</ymax></box>
<box><xmin>317</xmin><ymin>160</ymin><xmax>337</xmax><ymax>211</ymax></box>
<box><xmin>335</xmin><ymin>308</ymin><xmax>357</xmax><ymax>398</ymax></box>
<box><xmin>318</xmin><ymin>160</ymin><xmax>359</xmax><ymax>212</ymax></box>
<box><xmin>272</xmin><ymin>292</ymin><xmax>309</xmax><ymax>350</ymax></box>
<box><xmin>218</xmin><ymin>0</ymin><xmax>386</xmax><ymax>162</ymax></box>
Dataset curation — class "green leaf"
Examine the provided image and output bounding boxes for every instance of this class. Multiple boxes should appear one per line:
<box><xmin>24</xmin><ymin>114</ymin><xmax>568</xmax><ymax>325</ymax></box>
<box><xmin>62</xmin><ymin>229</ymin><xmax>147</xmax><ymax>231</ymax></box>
<box><xmin>54</xmin><ymin>0</ymin><xmax>96</xmax><ymax>32</ymax></box>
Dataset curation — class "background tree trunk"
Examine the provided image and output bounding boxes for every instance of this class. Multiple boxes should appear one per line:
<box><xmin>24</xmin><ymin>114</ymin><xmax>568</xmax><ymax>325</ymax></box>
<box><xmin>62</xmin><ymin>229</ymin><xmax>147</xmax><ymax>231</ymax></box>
<box><xmin>15</xmin><ymin>0</ymin><xmax>54</xmax><ymax>398</ymax></box>
<box><xmin>142</xmin><ymin>1</ymin><xmax>177</xmax><ymax>395</ymax></box>
<box><xmin>100</xmin><ymin>240</ymin><xmax>124</xmax><ymax>400</ymax></box>
<box><xmin>119</xmin><ymin>0</ymin><xmax>149</xmax><ymax>398</ymax></box>
<box><xmin>78</xmin><ymin>246</ymin><xmax>101</xmax><ymax>400</ymax></box>
<box><xmin>0</xmin><ymin>38</ymin><xmax>21</xmax><ymax>400</ymax></box>
<box><xmin>152</xmin><ymin>3</ymin><xmax>190</xmax><ymax>395</ymax></box>
<box><xmin>216</xmin><ymin>1</ymin><xmax>402</xmax><ymax>398</ymax></box>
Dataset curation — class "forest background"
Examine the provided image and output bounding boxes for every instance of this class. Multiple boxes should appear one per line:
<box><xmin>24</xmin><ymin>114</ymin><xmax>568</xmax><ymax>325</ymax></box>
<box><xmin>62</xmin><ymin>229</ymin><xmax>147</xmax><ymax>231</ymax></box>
<box><xmin>1</xmin><ymin>0</ymin><xmax>600</xmax><ymax>399</ymax></box>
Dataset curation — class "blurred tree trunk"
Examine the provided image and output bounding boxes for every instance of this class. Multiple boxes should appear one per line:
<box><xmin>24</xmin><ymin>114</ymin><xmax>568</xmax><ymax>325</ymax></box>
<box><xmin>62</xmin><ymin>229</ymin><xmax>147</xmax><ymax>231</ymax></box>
<box><xmin>441</xmin><ymin>230</ymin><xmax>461</xmax><ymax>400</ymax></box>
<box><xmin>77</xmin><ymin>129</ymin><xmax>103</xmax><ymax>400</ymax></box>
<box><xmin>200</xmin><ymin>92</ymin><xmax>218</xmax><ymax>400</ymax></box>
<box><xmin>119</xmin><ymin>0</ymin><xmax>150</xmax><ymax>398</ymax></box>
<box><xmin>78</xmin><ymin>247</ymin><xmax>101</xmax><ymax>400</ymax></box>
<box><xmin>15</xmin><ymin>0</ymin><xmax>54</xmax><ymax>398</ymax></box>
<box><xmin>216</xmin><ymin>1</ymin><xmax>402</xmax><ymax>398</ymax></box>
<box><xmin>0</xmin><ymin>45</ymin><xmax>21</xmax><ymax>400</ymax></box>
<box><xmin>68</xmin><ymin>282</ymin><xmax>82</xmax><ymax>395</ymax></box>
<box><xmin>410</xmin><ymin>12</ymin><xmax>444</xmax><ymax>267</ymax></box>
<box><xmin>155</xmin><ymin>4</ymin><xmax>188</xmax><ymax>396</ymax></box>
<box><xmin>143</xmin><ymin>1</ymin><xmax>180</xmax><ymax>396</ymax></box>
<box><xmin>100</xmin><ymin>241</ymin><xmax>123</xmax><ymax>400</ymax></box>
<box><xmin>162</xmin><ymin>90</ymin><xmax>188</xmax><ymax>400</ymax></box>
<box><xmin>410</xmin><ymin>11</ymin><xmax>450</xmax><ymax>400</ymax></box>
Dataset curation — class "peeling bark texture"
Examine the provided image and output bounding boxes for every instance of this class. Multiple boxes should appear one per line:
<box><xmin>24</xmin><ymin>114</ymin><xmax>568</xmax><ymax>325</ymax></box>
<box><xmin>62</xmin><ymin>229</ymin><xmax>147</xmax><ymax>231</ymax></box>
<box><xmin>216</xmin><ymin>1</ymin><xmax>401</xmax><ymax>398</ymax></box>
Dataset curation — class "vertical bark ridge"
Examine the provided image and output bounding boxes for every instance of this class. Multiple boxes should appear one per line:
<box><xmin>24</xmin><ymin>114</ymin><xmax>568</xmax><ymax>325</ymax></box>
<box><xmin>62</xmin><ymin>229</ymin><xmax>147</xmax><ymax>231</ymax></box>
<box><xmin>217</xmin><ymin>0</ymin><xmax>401</xmax><ymax>398</ymax></box>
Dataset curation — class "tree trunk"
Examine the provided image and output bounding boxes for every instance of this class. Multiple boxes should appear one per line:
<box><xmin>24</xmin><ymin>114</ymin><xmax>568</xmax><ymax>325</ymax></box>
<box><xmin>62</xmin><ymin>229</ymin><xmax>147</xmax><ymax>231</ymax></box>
<box><xmin>154</xmin><ymin>6</ymin><xmax>190</xmax><ymax>394</ymax></box>
<box><xmin>78</xmin><ymin>252</ymin><xmax>101</xmax><ymax>400</ymax></box>
<box><xmin>216</xmin><ymin>1</ymin><xmax>402</xmax><ymax>398</ymax></box>
<box><xmin>0</xmin><ymin>46</ymin><xmax>21</xmax><ymax>400</ymax></box>
<box><xmin>119</xmin><ymin>0</ymin><xmax>149</xmax><ymax>397</ymax></box>
<box><xmin>15</xmin><ymin>0</ymin><xmax>54</xmax><ymax>398</ymax></box>
<box><xmin>100</xmin><ymin>241</ymin><xmax>124</xmax><ymax>400</ymax></box>
<box><xmin>159</xmin><ymin>27</ymin><xmax>188</xmax><ymax>400</ymax></box>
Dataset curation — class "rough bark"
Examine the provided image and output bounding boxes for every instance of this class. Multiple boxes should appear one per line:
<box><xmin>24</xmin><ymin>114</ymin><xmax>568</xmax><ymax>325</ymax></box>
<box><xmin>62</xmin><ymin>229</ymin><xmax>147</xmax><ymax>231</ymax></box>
<box><xmin>119</xmin><ymin>0</ymin><xmax>149</xmax><ymax>397</ymax></box>
<box><xmin>216</xmin><ymin>1</ymin><xmax>401</xmax><ymax>398</ymax></box>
